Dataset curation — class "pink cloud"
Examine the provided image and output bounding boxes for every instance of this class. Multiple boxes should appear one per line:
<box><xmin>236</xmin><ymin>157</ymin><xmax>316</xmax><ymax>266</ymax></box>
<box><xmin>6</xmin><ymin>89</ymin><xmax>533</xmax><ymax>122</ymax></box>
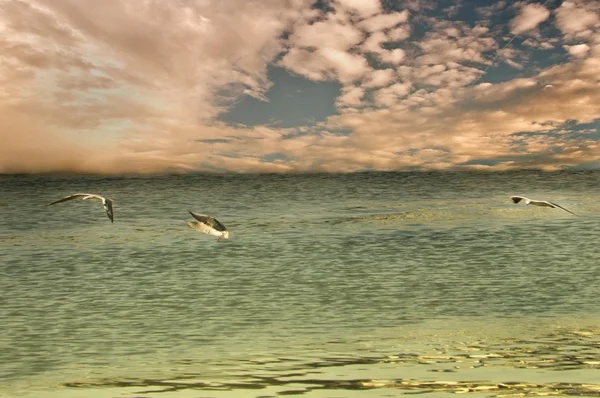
<box><xmin>509</xmin><ymin>3</ymin><xmax>550</xmax><ymax>35</ymax></box>
<box><xmin>362</xmin><ymin>31</ymin><xmax>387</xmax><ymax>53</ymax></box>
<box><xmin>280</xmin><ymin>47</ymin><xmax>369</xmax><ymax>84</ymax></box>
<box><xmin>288</xmin><ymin>18</ymin><xmax>363</xmax><ymax>51</ymax></box>
<box><xmin>318</xmin><ymin>53</ymin><xmax>600</xmax><ymax>171</ymax></box>
<box><xmin>335</xmin><ymin>0</ymin><xmax>381</xmax><ymax>18</ymax></box>
<box><xmin>476</xmin><ymin>2</ymin><xmax>507</xmax><ymax>19</ymax></box>
<box><xmin>373</xmin><ymin>82</ymin><xmax>413</xmax><ymax>106</ymax></box>
<box><xmin>0</xmin><ymin>0</ymin><xmax>320</xmax><ymax>173</ymax></box>
<box><xmin>363</xmin><ymin>69</ymin><xmax>396</xmax><ymax>88</ymax></box>
<box><xmin>522</xmin><ymin>38</ymin><xmax>556</xmax><ymax>49</ymax></box>
<box><xmin>564</xmin><ymin>43</ymin><xmax>591</xmax><ymax>57</ymax></box>
<box><xmin>555</xmin><ymin>1</ymin><xmax>600</xmax><ymax>38</ymax></box>
<box><xmin>336</xmin><ymin>85</ymin><xmax>365</xmax><ymax>108</ymax></box>
<box><xmin>1</xmin><ymin>0</ymin><xmax>599</xmax><ymax>175</ymax></box>
<box><xmin>416</xmin><ymin>22</ymin><xmax>496</xmax><ymax>65</ymax></box>
<box><xmin>359</xmin><ymin>10</ymin><xmax>410</xmax><ymax>32</ymax></box>
<box><xmin>379</xmin><ymin>48</ymin><xmax>406</xmax><ymax>65</ymax></box>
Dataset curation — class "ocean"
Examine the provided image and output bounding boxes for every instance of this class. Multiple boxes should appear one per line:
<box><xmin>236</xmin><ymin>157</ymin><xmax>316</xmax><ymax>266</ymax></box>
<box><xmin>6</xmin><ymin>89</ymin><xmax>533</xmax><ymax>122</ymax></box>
<box><xmin>2</xmin><ymin>170</ymin><xmax>600</xmax><ymax>398</ymax></box>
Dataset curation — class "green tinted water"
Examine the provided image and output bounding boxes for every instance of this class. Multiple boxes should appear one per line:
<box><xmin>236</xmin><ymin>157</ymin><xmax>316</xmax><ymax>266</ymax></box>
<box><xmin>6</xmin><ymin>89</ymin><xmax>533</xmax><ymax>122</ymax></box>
<box><xmin>2</xmin><ymin>171</ymin><xmax>600</xmax><ymax>397</ymax></box>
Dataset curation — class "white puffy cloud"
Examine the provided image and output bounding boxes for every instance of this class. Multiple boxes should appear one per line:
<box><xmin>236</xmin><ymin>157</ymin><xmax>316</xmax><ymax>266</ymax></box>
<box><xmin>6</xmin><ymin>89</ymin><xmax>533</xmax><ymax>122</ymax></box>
<box><xmin>337</xmin><ymin>85</ymin><xmax>365</xmax><ymax>107</ymax></box>
<box><xmin>359</xmin><ymin>10</ymin><xmax>410</xmax><ymax>32</ymax></box>
<box><xmin>564</xmin><ymin>43</ymin><xmax>591</xmax><ymax>57</ymax></box>
<box><xmin>289</xmin><ymin>17</ymin><xmax>363</xmax><ymax>51</ymax></box>
<box><xmin>335</xmin><ymin>0</ymin><xmax>381</xmax><ymax>18</ymax></box>
<box><xmin>555</xmin><ymin>0</ymin><xmax>600</xmax><ymax>38</ymax></box>
<box><xmin>379</xmin><ymin>48</ymin><xmax>405</xmax><ymax>64</ymax></box>
<box><xmin>2</xmin><ymin>0</ymin><xmax>600</xmax><ymax>174</ymax></box>
<box><xmin>363</xmin><ymin>68</ymin><xmax>396</xmax><ymax>88</ymax></box>
<box><xmin>373</xmin><ymin>82</ymin><xmax>412</xmax><ymax>106</ymax></box>
<box><xmin>0</xmin><ymin>0</ymin><xmax>317</xmax><ymax>173</ymax></box>
<box><xmin>510</xmin><ymin>3</ymin><xmax>550</xmax><ymax>35</ymax></box>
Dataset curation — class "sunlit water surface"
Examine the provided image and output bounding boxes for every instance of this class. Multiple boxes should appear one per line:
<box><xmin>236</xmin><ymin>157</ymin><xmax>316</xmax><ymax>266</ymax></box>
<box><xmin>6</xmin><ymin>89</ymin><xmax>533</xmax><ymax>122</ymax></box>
<box><xmin>2</xmin><ymin>171</ymin><xmax>600</xmax><ymax>397</ymax></box>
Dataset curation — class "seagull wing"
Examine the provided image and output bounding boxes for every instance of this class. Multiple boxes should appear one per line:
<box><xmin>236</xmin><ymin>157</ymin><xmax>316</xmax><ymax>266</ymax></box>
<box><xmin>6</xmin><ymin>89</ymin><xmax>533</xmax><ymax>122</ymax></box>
<box><xmin>47</xmin><ymin>193</ymin><xmax>93</xmax><ymax>206</ymax></box>
<box><xmin>189</xmin><ymin>211</ymin><xmax>227</xmax><ymax>231</ymax></box>
<box><xmin>548</xmin><ymin>202</ymin><xmax>577</xmax><ymax>215</ymax></box>
<box><xmin>103</xmin><ymin>198</ymin><xmax>114</xmax><ymax>223</ymax></box>
<box><xmin>510</xmin><ymin>196</ymin><xmax>527</xmax><ymax>204</ymax></box>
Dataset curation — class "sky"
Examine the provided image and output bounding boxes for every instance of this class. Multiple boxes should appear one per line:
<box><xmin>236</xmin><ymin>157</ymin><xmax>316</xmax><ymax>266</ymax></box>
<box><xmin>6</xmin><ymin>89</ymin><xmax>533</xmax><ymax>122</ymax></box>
<box><xmin>1</xmin><ymin>0</ymin><xmax>599</xmax><ymax>174</ymax></box>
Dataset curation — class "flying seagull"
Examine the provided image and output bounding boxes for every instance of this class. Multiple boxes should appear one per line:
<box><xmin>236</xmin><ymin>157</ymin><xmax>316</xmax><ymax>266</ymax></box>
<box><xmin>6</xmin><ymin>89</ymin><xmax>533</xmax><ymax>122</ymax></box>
<box><xmin>510</xmin><ymin>196</ymin><xmax>576</xmax><ymax>215</ymax></box>
<box><xmin>186</xmin><ymin>210</ymin><xmax>229</xmax><ymax>241</ymax></box>
<box><xmin>47</xmin><ymin>193</ymin><xmax>114</xmax><ymax>223</ymax></box>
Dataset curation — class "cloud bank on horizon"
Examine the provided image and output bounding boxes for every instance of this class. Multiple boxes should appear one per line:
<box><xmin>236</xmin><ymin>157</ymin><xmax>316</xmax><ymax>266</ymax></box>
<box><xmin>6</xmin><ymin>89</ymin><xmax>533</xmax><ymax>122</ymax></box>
<box><xmin>1</xmin><ymin>0</ymin><xmax>599</xmax><ymax>174</ymax></box>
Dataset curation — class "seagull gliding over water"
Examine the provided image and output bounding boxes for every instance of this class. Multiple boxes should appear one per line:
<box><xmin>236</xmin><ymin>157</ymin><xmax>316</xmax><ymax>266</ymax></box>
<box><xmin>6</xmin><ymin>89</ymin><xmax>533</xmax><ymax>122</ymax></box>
<box><xmin>47</xmin><ymin>193</ymin><xmax>114</xmax><ymax>222</ymax></box>
<box><xmin>186</xmin><ymin>211</ymin><xmax>230</xmax><ymax>241</ymax></box>
<box><xmin>510</xmin><ymin>196</ymin><xmax>576</xmax><ymax>215</ymax></box>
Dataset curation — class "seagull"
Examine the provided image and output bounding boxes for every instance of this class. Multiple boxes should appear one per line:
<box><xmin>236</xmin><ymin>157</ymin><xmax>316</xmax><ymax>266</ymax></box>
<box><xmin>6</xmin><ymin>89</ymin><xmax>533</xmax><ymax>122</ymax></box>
<box><xmin>47</xmin><ymin>193</ymin><xmax>114</xmax><ymax>223</ymax></box>
<box><xmin>186</xmin><ymin>210</ymin><xmax>229</xmax><ymax>241</ymax></box>
<box><xmin>510</xmin><ymin>196</ymin><xmax>576</xmax><ymax>215</ymax></box>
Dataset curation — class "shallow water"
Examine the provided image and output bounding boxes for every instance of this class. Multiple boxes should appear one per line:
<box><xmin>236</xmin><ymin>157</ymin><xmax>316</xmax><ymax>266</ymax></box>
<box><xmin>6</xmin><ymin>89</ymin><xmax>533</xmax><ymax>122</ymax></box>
<box><xmin>2</xmin><ymin>170</ymin><xmax>600</xmax><ymax>397</ymax></box>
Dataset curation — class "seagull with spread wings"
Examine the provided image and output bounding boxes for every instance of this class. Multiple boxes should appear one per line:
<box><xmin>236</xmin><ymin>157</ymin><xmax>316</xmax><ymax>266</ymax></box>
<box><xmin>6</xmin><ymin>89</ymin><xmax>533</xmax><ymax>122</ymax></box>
<box><xmin>510</xmin><ymin>196</ymin><xmax>576</xmax><ymax>215</ymax></box>
<box><xmin>47</xmin><ymin>193</ymin><xmax>114</xmax><ymax>222</ymax></box>
<box><xmin>186</xmin><ymin>210</ymin><xmax>229</xmax><ymax>241</ymax></box>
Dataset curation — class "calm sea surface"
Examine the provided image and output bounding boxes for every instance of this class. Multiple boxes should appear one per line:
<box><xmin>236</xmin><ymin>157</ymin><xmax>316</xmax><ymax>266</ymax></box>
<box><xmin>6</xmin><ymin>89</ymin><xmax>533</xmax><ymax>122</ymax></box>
<box><xmin>2</xmin><ymin>171</ymin><xmax>600</xmax><ymax>398</ymax></box>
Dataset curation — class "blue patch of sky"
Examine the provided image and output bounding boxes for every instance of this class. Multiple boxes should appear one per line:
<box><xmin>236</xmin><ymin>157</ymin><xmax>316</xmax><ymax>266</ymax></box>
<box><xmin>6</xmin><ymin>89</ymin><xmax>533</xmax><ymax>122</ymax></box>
<box><xmin>395</xmin><ymin>147</ymin><xmax>450</xmax><ymax>156</ymax></box>
<box><xmin>586</xmin><ymin>119</ymin><xmax>600</xmax><ymax>139</ymax></box>
<box><xmin>213</xmin><ymin>151</ymin><xmax>244</xmax><ymax>159</ymax></box>
<box><xmin>281</xmin><ymin>128</ymin><xmax>311</xmax><ymax>140</ymax></box>
<box><xmin>312</xmin><ymin>0</ymin><xmax>335</xmax><ymax>13</ymax></box>
<box><xmin>195</xmin><ymin>162</ymin><xmax>233</xmax><ymax>173</ymax></box>
<box><xmin>326</xmin><ymin>127</ymin><xmax>354</xmax><ymax>136</ymax></box>
<box><xmin>471</xmin><ymin>64</ymin><xmax>523</xmax><ymax>84</ymax></box>
<box><xmin>416</xmin><ymin>0</ymin><xmax>567</xmax><ymax>86</ymax></box>
<box><xmin>261</xmin><ymin>153</ymin><xmax>294</xmax><ymax>163</ymax></box>
<box><xmin>459</xmin><ymin>158</ymin><xmax>502</xmax><ymax>166</ymax></box>
<box><xmin>572</xmin><ymin>160</ymin><xmax>600</xmax><ymax>170</ymax></box>
<box><xmin>511</xmin><ymin>120</ymin><xmax>600</xmax><ymax>140</ymax></box>
<box><xmin>219</xmin><ymin>66</ymin><xmax>341</xmax><ymax>128</ymax></box>
<box><xmin>281</xmin><ymin>126</ymin><xmax>354</xmax><ymax>139</ymax></box>
<box><xmin>479</xmin><ymin>38</ymin><xmax>567</xmax><ymax>85</ymax></box>
<box><xmin>443</xmin><ymin>0</ymin><xmax>500</xmax><ymax>23</ymax></box>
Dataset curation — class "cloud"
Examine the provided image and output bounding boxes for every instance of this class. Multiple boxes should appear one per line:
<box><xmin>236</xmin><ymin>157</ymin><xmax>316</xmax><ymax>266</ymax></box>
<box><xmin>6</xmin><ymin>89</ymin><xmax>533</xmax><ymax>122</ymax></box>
<box><xmin>288</xmin><ymin>17</ymin><xmax>363</xmax><ymax>51</ymax></box>
<box><xmin>336</xmin><ymin>85</ymin><xmax>365</xmax><ymax>108</ymax></box>
<box><xmin>1</xmin><ymin>0</ymin><xmax>600</xmax><ymax>174</ymax></box>
<box><xmin>510</xmin><ymin>3</ymin><xmax>550</xmax><ymax>35</ymax></box>
<box><xmin>281</xmin><ymin>47</ymin><xmax>370</xmax><ymax>84</ymax></box>
<box><xmin>522</xmin><ymin>37</ymin><xmax>556</xmax><ymax>49</ymax></box>
<box><xmin>498</xmin><ymin>47</ymin><xmax>527</xmax><ymax>69</ymax></box>
<box><xmin>476</xmin><ymin>1</ymin><xmax>508</xmax><ymax>19</ymax></box>
<box><xmin>555</xmin><ymin>0</ymin><xmax>600</xmax><ymax>38</ymax></box>
<box><xmin>317</xmin><ymin>51</ymin><xmax>600</xmax><ymax>171</ymax></box>
<box><xmin>281</xmin><ymin>2</ymin><xmax>412</xmax><ymax>83</ymax></box>
<box><xmin>564</xmin><ymin>43</ymin><xmax>591</xmax><ymax>57</ymax></box>
<box><xmin>335</xmin><ymin>0</ymin><xmax>381</xmax><ymax>18</ymax></box>
<box><xmin>363</xmin><ymin>68</ymin><xmax>396</xmax><ymax>88</ymax></box>
<box><xmin>0</xmin><ymin>0</ymin><xmax>317</xmax><ymax>173</ymax></box>
<box><xmin>373</xmin><ymin>82</ymin><xmax>413</xmax><ymax>106</ymax></box>
<box><xmin>379</xmin><ymin>48</ymin><xmax>406</xmax><ymax>64</ymax></box>
<box><xmin>279</xmin><ymin>5</ymin><xmax>373</xmax><ymax>84</ymax></box>
<box><xmin>359</xmin><ymin>10</ymin><xmax>410</xmax><ymax>32</ymax></box>
<box><xmin>416</xmin><ymin>21</ymin><xmax>496</xmax><ymax>66</ymax></box>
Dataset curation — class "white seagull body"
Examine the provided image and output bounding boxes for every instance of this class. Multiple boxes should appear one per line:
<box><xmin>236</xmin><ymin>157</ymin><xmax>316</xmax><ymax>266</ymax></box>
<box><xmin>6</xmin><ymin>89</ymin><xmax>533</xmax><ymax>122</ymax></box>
<box><xmin>510</xmin><ymin>196</ymin><xmax>576</xmax><ymax>215</ymax></box>
<box><xmin>47</xmin><ymin>193</ymin><xmax>114</xmax><ymax>222</ymax></box>
<box><xmin>186</xmin><ymin>211</ymin><xmax>229</xmax><ymax>241</ymax></box>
